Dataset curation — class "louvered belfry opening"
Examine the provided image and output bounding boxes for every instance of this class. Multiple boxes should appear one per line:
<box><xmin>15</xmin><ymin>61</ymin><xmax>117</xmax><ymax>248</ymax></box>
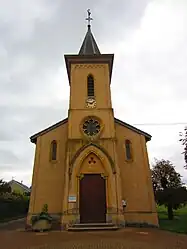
<box><xmin>87</xmin><ymin>75</ymin><xmax>94</xmax><ymax>97</ymax></box>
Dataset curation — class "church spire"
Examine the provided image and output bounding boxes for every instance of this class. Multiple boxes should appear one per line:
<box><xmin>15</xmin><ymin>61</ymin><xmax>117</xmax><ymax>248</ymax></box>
<box><xmin>79</xmin><ymin>9</ymin><xmax>101</xmax><ymax>55</ymax></box>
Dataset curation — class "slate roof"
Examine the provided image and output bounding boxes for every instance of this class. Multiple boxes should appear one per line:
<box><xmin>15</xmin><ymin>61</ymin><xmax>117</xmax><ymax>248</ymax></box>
<box><xmin>30</xmin><ymin>117</ymin><xmax>151</xmax><ymax>144</ymax></box>
<box><xmin>79</xmin><ymin>25</ymin><xmax>101</xmax><ymax>55</ymax></box>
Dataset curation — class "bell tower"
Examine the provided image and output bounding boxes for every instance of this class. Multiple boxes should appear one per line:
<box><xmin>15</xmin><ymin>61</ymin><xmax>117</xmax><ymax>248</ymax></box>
<box><xmin>62</xmin><ymin>10</ymin><xmax>123</xmax><ymax>226</ymax></box>
<box><xmin>65</xmin><ymin>10</ymin><xmax>115</xmax><ymax>141</ymax></box>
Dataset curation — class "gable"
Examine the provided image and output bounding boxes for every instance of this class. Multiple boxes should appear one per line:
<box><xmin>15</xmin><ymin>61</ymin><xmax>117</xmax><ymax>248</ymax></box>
<box><xmin>30</xmin><ymin>117</ymin><xmax>151</xmax><ymax>144</ymax></box>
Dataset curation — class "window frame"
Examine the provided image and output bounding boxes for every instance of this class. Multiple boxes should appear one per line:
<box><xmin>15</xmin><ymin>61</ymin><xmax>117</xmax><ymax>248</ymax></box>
<box><xmin>50</xmin><ymin>140</ymin><xmax>57</xmax><ymax>162</ymax></box>
<box><xmin>87</xmin><ymin>74</ymin><xmax>95</xmax><ymax>97</ymax></box>
<box><xmin>125</xmin><ymin>139</ymin><xmax>133</xmax><ymax>162</ymax></box>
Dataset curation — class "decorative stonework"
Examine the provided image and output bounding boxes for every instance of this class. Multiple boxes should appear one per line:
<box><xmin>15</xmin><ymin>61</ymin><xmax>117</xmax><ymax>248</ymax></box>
<box><xmin>69</xmin><ymin>143</ymin><xmax>116</xmax><ymax>175</ymax></box>
<box><xmin>77</xmin><ymin>149</ymin><xmax>102</xmax><ymax>169</ymax></box>
<box><xmin>101</xmin><ymin>173</ymin><xmax>108</xmax><ymax>179</ymax></box>
<box><xmin>80</xmin><ymin>116</ymin><xmax>104</xmax><ymax>142</ymax></box>
<box><xmin>82</xmin><ymin>118</ymin><xmax>101</xmax><ymax>136</ymax></box>
<box><xmin>78</xmin><ymin>173</ymin><xmax>84</xmax><ymax>180</ymax></box>
<box><xmin>74</xmin><ymin>64</ymin><xmax>105</xmax><ymax>70</ymax></box>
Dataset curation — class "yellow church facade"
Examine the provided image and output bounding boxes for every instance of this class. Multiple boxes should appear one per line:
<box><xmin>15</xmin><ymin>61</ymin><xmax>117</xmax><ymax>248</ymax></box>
<box><xmin>27</xmin><ymin>17</ymin><xmax>158</xmax><ymax>229</ymax></box>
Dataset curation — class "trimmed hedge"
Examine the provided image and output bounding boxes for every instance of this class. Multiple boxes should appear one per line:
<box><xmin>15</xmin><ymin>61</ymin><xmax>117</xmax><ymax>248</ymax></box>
<box><xmin>0</xmin><ymin>194</ymin><xmax>29</xmax><ymax>221</ymax></box>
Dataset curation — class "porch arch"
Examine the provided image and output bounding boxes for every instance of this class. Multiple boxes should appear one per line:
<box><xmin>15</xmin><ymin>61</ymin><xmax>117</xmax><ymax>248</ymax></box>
<box><xmin>69</xmin><ymin>143</ymin><xmax>116</xmax><ymax>175</ymax></box>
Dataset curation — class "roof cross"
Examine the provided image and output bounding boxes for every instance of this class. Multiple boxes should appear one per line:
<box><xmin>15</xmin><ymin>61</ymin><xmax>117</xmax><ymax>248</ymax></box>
<box><xmin>86</xmin><ymin>9</ymin><xmax>93</xmax><ymax>26</ymax></box>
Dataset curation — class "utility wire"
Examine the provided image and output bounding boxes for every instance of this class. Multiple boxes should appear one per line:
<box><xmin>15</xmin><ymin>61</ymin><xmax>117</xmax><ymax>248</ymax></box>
<box><xmin>132</xmin><ymin>122</ymin><xmax>187</xmax><ymax>126</ymax></box>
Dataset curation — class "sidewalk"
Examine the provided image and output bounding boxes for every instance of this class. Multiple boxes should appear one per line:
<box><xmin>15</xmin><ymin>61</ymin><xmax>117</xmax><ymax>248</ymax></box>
<box><xmin>0</xmin><ymin>217</ymin><xmax>25</xmax><ymax>230</ymax></box>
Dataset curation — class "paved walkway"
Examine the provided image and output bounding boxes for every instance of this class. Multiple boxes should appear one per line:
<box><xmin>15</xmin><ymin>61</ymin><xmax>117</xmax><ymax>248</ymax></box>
<box><xmin>0</xmin><ymin>218</ymin><xmax>25</xmax><ymax>230</ymax></box>
<box><xmin>0</xmin><ymin>219</ymin><xmax>187</xmax><ymax>249</ymax></box>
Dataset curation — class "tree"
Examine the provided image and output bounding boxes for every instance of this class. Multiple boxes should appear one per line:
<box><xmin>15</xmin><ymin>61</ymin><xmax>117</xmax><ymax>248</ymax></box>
<box><xmin>0</xmin><ymin>179</ymin><xmax>11</xmax><ymax>194</ymax></box>
<box><xmin>179</xmin><ymin>126</ymin><xmax>187</xmax><ymax>169</ymax></box>
<box><xmin>151</xmin><ymin>159</ymin><xmax>187</xmax><ymax>220</ymax></box>
<box><xmin>155</xmin><ymin>187</ymin><xmax>187</xmax><ymax>220</ymax></box>
<box><xmin>152</xmin><ymin>159</ymin><xmax>182</xmax><ymax>191</ymax></box>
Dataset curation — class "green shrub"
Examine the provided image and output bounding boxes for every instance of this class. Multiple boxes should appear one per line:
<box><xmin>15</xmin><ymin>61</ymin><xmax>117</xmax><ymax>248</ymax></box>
<box><xmin>30</xmin><ymin>204</ymin><xmax>52</xmax><ymax>226</ymax></box>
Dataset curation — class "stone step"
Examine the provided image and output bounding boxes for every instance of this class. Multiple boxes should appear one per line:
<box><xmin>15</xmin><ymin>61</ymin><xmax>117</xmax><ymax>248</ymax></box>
<box><xmin>72</xmin><ymin>223</ymin><xmax>116</xmax><ymax>228</ymax></box>
<box><xmin>67</xmin><ymin>226</ymin><xmax>119</xmax><ymax>232</ymax></box>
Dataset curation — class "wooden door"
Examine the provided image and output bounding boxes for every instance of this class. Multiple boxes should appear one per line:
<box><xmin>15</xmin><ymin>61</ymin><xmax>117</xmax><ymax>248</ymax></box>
<box><xmin>80</xmin><ymin>174</ymin><xmax>106</xmax><ymax>223</ymax></box>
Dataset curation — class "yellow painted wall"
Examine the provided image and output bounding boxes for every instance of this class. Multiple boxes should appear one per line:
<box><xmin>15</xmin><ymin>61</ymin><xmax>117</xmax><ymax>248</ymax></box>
<box><xmin>70</xmin><ymin>64</ymin><xmax>112</xmax><ymax>110</ymax></box>
<box><xmin>27</xmin><ymin>121</ymin><xmax>68</xmax><ymax>220</ymax></box>
<box><xmin>115</xmin><ymin>122</ymin><xmax>158</xmax><ymax>225</ymax></box>
<box><xmin>68</xmin><ymin>64</ymin><xmax>115</xmax><ymax>140</ymax></box>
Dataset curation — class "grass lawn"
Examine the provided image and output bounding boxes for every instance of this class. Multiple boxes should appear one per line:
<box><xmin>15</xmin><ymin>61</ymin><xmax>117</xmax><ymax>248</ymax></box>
<box><xmin>157</xmin><ymin>205</ymin><xmax>187</xmax><ymax>234</ymax></box>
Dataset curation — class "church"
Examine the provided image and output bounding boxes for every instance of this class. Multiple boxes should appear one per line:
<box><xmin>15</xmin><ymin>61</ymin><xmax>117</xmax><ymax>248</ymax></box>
<box><xmin>27</xmin><ymin>11</ymin><xmax>158</xmax><ymax>230</ymax></box>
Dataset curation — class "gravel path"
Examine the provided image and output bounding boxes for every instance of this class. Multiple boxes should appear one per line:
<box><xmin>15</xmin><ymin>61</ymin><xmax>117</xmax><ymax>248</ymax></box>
<box><xmin>0</xmin><ymin>219</ymin><xmax>186</xmax><ymax>249</ymax></box>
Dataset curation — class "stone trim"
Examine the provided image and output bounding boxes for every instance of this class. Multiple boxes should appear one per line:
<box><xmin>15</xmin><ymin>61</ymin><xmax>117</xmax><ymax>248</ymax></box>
<box><xmin>69</xmin><ymin>142</ymin><xmax>116</xmax><ymax>174</ymax></box>
<box><xmin>74</xmin><ymin>64</ymin><xmax>105</xmax><ymax>69</ymax></box>
<box><xmin>64</xmin><ymin>54</ymin><xmax>114</xmax><ymax>84</ymax></box>
<box><xmin>28</xmin><ymin>211</ymin><xmax>157</xmax><ymax>216</ymax></box>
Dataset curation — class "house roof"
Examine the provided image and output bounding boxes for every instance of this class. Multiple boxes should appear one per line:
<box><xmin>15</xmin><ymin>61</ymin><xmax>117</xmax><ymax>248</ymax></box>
<box><xmin>114</xmin><ymin>118</ymin><xmax>151</xmax><ymax>141</ymax></box>
<box><xmin>30</xmin><ymin>118</ymin><xmax>68</xmax><ymax>143</ymax></box>
<box><xmin>79</xmin><ymin>25</ymin><xmax>100</xmax><ymax>55</ymax></box>
<box><xmin>8</xmin><ymin>180</ymin><xmax>31</xmax><ymax>192</ymax></box>
<box><xmin>30</xmin><ymin>117</ymin><xmax>151</xmax><ymax>144</ymax></box>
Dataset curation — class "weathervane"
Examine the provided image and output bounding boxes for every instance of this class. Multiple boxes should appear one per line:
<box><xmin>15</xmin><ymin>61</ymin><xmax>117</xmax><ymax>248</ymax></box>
<box><xmin>86</xmin><ymin>9</ymin><xmax>93</xmax><ymax>26</ymax></box>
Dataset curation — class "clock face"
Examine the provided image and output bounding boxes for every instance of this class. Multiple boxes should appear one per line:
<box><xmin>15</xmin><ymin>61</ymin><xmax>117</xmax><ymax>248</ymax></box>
<box><xmin>82</xmin><ymin>118</ymin><xmax>101</xmax><ymax>136</ymax></box>
<box><xmin>86</xmin><ymin>97</ymin><xmax>96</xmax><ymax>108</ymax></box>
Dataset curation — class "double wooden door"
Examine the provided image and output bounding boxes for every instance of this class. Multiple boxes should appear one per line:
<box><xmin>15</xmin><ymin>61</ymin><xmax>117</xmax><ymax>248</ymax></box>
<box><xmin>79</xmin><ymin>174</ymin><xmax>106</xmax><ymax>223</ymax></box>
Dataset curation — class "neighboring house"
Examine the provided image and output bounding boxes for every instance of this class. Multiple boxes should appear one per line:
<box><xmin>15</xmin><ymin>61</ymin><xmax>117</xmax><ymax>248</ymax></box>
<box><xmin>8</xmin><ymin>180</ymin><xmax>31</xmax><ymax>195</ymax></box>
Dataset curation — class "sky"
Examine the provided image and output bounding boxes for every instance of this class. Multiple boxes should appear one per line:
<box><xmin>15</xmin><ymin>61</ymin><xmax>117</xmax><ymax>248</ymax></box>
<box><xmin>0</xmin><ymin>0</ymin><xmax>187</xmax><ymax>187</ymax></box>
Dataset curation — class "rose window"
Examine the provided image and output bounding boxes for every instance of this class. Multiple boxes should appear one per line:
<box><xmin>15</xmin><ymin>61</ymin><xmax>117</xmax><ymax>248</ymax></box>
<box><xmin>82</xmin><ymin>118</ymin><xmax>101</xmax><ymax>136</ymax></box>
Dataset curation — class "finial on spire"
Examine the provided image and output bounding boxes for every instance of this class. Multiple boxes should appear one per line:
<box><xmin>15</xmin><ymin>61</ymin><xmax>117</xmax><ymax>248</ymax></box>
<box><xmin>86</xmin><ymin>9</ymin><xmax>93</xmax><ymax>28</ymax></box>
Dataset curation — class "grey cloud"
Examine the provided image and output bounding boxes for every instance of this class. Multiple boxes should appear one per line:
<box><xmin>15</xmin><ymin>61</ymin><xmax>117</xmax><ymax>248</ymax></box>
<box><xmin>0</xmin><ymin>150</ymin><xmax>19</xmax><ymax>164</ymax></box>
<box><xmin>0</xmin><ymin>0</ymin><xmax>186</xmax><ymax>185</ymax></box>
<box><xmin>0</xmin><ymin>0</ymin><xmax>150</xmax><ymax>107</ymax></box>
<box><xmin>0</xmin><ymin>104</ymin><xmax>68</xmax><ymax>142</ymax></box>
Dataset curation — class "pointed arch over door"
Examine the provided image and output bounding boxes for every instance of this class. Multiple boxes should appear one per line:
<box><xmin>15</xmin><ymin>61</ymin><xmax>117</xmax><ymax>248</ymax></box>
<box><xmin>69</xmin><ymin>143</ymin><xmax>116</xmax><ymax>175</ymax></box>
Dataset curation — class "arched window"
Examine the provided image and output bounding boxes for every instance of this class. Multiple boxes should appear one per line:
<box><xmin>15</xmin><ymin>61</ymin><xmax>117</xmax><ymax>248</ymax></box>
<box><xmin>50</xmin><ymin>140</ymin><xmax>57</xmax><ymax>161</ymax></box>
<box><xmin>87</xmin><ymin>75</ymin><xmax>94</xmax><ymax>97</ymax></box>
<box><xmin>125</xmin><ymin>140</ymin><xmax>132</xmax><ymax>160</ymax></box>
